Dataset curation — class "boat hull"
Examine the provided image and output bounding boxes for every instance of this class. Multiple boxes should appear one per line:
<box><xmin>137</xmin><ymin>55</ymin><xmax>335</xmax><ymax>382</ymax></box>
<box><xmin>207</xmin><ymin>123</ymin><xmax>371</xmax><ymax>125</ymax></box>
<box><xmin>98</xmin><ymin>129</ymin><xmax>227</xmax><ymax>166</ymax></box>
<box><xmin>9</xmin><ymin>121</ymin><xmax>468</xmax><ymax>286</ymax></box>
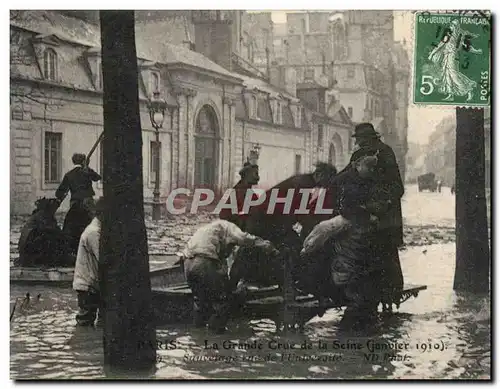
<box><xmin>10</xmin><ymin>254</ymin><xmax>183</xmax><ymax>286</ymax></box>
<box><xmin>10</xmin><ymin>255</ymin><xmax>427</xmax><ymax>327</ymax></box>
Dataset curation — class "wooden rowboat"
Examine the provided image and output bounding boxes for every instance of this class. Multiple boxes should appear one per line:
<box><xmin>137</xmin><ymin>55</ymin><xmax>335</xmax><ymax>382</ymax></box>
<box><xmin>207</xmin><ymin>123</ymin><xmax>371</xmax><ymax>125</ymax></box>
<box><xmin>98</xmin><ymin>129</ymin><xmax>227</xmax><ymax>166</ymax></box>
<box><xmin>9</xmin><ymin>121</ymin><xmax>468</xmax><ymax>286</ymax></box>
<box><xmin>150</xmin><ymin>255</ymin><xmax>428</xmax><ymax>328</ymax></box>
<box><xmin>10</xmin><ymin>254</ymin><xmax>184</xmax><ymax>286</ymax></box>
<box><xmin>10</xmin><ymin>254</ymin><xmax>427</xmax><ymax>329</ymax></box>
<box><xmin>151</xmin><ymin>280</ymin><xmax>427</xmax><ymax>328</ymax></box>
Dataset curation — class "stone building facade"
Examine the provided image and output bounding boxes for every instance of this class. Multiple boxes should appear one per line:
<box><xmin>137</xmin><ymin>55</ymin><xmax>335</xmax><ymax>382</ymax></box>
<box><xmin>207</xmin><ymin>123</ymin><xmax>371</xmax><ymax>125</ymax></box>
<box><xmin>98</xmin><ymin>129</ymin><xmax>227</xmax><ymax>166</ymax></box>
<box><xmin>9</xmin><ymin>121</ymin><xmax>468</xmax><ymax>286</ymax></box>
<box><xmin>256</xmin><ymin>11</ymin><xmax>410</xmax><ymax>180</ymax></box>
<box><xmin>424</xmin><ymin>110</ymin><xmax>491</xmax><ymax>188</ymax></box>
<box><xmin>10</xmin><ymin>10</ymin><xmax>353</xmax><ymax>214</ymax></box>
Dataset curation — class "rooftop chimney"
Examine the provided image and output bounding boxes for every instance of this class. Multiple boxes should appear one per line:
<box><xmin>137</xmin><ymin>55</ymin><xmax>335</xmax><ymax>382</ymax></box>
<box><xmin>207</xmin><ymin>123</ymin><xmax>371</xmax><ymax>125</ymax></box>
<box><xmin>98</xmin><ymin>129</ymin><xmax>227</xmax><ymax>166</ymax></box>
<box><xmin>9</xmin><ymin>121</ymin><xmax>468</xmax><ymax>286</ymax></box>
<box><xmin>192</xmin><ymin>11</ymin><xmax>233</xmax><ymax>71</ymax></box>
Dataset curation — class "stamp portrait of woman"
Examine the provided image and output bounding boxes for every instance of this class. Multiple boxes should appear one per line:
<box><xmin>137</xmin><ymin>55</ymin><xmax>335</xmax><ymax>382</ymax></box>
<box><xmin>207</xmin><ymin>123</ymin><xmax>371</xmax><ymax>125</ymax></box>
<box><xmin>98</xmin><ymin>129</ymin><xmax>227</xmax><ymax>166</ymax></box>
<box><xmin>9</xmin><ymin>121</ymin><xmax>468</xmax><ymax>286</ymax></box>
<box><xmin>427</xmin><ymin>19</ymin><xmax>483</xmax><ymax>102</ymax></box>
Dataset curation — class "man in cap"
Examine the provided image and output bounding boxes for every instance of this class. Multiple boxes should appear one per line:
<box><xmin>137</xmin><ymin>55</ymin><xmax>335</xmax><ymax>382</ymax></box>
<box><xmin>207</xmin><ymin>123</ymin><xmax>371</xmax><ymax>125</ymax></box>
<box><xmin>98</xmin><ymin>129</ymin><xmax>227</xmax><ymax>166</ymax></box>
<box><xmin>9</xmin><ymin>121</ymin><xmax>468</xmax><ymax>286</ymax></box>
<box><xmin>342</xmin><ymin>122</ymin><xmax>405</xmax><ymax>307</ymax></box>
<box><xmin>56</xmin><ymin>153</ymin><xmax>101</xmax><ymax>256</ymax></box>
<box><xmin>182</xmin><ymin>218</ymin><xmax>277</xmax><ymax>333</ymax></box>
<box><xmin>219</xmin><ymin>161</ymin><xmax>260</xmax><ymax>230</ymax></box>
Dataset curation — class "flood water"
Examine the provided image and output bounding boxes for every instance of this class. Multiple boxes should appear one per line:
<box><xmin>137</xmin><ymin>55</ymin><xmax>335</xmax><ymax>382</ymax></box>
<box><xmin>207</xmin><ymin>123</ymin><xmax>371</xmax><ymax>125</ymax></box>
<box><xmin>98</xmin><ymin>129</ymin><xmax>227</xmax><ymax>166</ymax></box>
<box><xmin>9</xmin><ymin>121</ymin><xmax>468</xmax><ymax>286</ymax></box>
<box><xmin>10</xmin><ymin>243</ymin><xmax>491</xmax><ymax>380</ymax></box>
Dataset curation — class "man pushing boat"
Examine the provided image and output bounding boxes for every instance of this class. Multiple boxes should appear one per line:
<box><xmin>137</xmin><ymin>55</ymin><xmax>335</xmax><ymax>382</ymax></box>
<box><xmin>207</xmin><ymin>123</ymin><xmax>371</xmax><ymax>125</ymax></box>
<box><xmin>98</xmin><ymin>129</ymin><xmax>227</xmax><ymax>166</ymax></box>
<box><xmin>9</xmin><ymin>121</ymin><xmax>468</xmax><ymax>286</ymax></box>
<box><xmin>182</xmin><ymin>219</ymin><xmax>278</xmax><ymax>334</ymax></box>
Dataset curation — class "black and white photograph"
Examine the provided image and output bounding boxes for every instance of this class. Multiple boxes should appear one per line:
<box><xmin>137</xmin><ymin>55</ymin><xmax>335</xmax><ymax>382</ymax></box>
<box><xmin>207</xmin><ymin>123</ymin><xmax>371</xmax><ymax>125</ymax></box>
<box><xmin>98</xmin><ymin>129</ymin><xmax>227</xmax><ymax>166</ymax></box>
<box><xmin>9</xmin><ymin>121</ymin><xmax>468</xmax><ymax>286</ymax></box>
<box><xmin>8</xmin><ymin>9</ymin><xmax>491</xmax><ymax>380</ymax></box>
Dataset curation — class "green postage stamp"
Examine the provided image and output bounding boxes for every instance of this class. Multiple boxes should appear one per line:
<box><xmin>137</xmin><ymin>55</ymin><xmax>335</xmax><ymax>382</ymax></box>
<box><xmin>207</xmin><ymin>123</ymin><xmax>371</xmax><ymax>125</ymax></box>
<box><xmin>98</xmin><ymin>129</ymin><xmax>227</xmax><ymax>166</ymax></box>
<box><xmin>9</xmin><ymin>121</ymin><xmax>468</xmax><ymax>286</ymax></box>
<box><xmin>413</xmin><ymin>11</ymin><xmax>491</xmax><ymax>106</ymax></box>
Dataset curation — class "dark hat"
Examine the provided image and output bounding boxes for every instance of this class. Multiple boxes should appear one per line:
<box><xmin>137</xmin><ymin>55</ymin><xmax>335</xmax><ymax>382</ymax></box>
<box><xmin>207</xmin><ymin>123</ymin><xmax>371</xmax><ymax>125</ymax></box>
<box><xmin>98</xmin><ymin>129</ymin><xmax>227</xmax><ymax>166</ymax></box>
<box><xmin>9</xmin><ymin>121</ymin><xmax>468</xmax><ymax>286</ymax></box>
<box><xmin>313</xmin><ymin>161</ymin><xmax>337</xmax><ymax>175</ymax></box>
<box><xmin>352</xmin><ymin>123</ymin><xmax>380</xmax><ymax>138</ymax></box>
<box><xmin>239</xmin><ymin>162</ymin><xmax>258</xmax><ymax>177</ymax></box>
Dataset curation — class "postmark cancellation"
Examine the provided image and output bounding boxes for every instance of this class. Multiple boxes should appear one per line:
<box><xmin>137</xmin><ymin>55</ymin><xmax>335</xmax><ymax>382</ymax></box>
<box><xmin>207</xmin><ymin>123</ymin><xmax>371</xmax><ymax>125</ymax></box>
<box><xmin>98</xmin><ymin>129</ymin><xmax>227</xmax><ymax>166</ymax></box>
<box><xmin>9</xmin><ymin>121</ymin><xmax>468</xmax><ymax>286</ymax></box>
<box><xmin>413</xmin><ymin>11</ymin><xmax>491</xmax><ymax>107</ymax></box>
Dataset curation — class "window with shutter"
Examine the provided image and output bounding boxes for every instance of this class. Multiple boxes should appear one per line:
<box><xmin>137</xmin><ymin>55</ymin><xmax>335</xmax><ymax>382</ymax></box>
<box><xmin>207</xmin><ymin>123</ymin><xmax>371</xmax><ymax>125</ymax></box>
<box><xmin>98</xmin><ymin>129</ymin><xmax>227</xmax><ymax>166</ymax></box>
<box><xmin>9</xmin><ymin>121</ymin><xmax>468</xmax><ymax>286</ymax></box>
<box><xmin>305</xmin><ymin>68</ymin><xmax>315</xmax><ymax>80</ymax></box>
<box><xmin>43</xmin><ymin>48</ymin><xmax>57</xmax><ymax>81</ymax></box>
<box><xmin>317</xmin><ymin>124</ymin><xmax>324</xmax><ymax>148</ymax></box>
<box><xmin>295</xmin><ymin>154</ymin><xmax>302</xmax><ymax>174</ymax></box>
<box><xmin>44</xmin><ymin>132</ymin><xmax>62</xmax><ymax>183</ymax></box>
<box><xmin>347</xmin><ymin>65</ymin><xmax>355</xmax><ymax>79</ymax></box>
<box><xmin>150</xmin><ymin>141</ymin><xmax>161</xmax><ymax>183</ymax></box>
<box><xmin>151</xmin><ymin>72</ymin><xmax>160</xmax><ymax>94</ymax></box>
<box><xmin>95</xmin><ymin>58</ymin><xmax>103</xmax><ymax>90</ymax></box>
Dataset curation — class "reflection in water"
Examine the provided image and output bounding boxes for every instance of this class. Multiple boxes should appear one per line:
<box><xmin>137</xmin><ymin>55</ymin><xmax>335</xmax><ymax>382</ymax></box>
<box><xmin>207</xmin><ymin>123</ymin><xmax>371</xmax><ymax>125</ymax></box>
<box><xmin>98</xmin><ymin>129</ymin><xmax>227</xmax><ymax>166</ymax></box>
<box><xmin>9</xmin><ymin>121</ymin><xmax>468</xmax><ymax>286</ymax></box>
<box><xmin>10</xmin><ymin>243</ymin><xmax>490</xmax><ymax>379</ymax></box>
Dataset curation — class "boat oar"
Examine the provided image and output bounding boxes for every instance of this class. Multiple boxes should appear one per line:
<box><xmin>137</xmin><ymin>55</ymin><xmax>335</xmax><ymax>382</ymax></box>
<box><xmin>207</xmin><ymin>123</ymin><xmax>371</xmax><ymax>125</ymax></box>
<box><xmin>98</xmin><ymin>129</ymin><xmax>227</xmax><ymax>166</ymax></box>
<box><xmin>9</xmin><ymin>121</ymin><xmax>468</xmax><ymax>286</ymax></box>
<box><xmin>10</xmin><ymin>298</ymin><xmax>19</xmax><ymax>322</ymax></box>
<box><xmin>85</xmin><ymin>131</ymin><xmax>104</xmax><ymax>167</ymax></box>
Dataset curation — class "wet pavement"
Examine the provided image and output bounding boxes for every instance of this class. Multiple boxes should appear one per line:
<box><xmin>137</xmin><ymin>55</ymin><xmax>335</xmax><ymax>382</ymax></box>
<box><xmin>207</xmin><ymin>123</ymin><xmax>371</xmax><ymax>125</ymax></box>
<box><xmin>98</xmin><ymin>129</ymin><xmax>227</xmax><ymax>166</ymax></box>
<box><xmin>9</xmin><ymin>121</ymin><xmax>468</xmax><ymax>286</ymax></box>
<box><xmin>10</xmin><ymin>185</ymin><xmax>452</xmax><ymax>264</ymax></box>
<box><xmin>10</xmin><ymin>243</ymin><xmax>491</xmax><ymax>379</ymax></box>
<box><xmin>10</xmin><ymin>185</ymin><xmax>491</xmax><ymax>379</ymax></box>
<box><xmin>10</xmin><ymin>210</ymin><xmax>217</xmax><ymax>266</ymax></box>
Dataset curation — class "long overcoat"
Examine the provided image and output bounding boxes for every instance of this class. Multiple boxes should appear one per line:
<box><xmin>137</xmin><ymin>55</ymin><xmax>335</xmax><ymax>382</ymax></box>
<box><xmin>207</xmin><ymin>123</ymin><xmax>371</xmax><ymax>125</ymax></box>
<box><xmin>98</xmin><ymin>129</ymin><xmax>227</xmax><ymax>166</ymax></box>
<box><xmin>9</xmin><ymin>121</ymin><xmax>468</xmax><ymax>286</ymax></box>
<box><xmin>346</xmin><ymin>140</ymin><xmax>404</xmax><ymax>247</ymax></box>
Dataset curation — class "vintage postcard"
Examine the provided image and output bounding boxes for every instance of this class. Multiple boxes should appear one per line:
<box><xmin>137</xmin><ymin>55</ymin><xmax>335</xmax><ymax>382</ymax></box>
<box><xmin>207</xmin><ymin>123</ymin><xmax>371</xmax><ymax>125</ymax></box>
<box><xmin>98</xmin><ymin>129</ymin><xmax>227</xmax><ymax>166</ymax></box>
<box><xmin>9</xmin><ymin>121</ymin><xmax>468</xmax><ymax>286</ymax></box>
<box><xmin>9</xmin><ymin>10</ymin><xmax>491</xmax><ymax>380</ymax></box>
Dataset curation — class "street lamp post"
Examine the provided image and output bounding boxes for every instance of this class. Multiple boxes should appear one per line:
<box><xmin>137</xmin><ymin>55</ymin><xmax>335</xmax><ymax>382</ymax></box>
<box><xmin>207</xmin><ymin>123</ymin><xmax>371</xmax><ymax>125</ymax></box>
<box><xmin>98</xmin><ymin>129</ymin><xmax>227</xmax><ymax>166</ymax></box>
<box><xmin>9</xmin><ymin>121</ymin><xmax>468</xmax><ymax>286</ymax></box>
<box><xmin>147</xmin><ymin>92</ymin><xmax>167</xmax><ymax>221</ymax></box>
<box><xmin>247</xmin><ymin>143</ymin><xmax>261</xmax><ymax>164</ymax></box>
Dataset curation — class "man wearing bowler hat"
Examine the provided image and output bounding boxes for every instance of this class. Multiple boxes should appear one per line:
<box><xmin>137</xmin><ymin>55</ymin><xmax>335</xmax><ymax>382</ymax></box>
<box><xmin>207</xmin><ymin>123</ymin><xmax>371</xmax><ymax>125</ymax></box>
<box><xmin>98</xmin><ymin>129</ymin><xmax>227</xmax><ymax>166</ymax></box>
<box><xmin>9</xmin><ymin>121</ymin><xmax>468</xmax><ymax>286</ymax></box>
<box><xmin>343</xmin><ymin>122</ymin><xmax>405</xmax><ymax>307</ymax></box>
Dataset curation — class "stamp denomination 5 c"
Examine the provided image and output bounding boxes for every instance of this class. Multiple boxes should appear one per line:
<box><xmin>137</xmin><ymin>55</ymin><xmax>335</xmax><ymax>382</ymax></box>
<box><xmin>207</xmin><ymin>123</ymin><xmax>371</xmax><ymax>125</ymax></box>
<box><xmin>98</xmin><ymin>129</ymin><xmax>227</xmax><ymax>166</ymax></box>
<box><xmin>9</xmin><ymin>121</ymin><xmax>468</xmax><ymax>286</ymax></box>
<box><xmin>413</xmin><ymin>11</ymin><xmax>491</xmax><ymax>106</ymax></box>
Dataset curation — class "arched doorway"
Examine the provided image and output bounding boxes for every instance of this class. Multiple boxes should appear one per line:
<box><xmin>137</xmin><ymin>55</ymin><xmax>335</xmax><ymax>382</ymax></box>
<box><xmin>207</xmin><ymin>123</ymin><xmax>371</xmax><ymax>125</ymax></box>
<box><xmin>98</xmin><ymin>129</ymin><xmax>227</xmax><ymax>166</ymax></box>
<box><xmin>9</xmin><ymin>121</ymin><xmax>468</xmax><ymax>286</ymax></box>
<box><xmin>328</xmin><ymin>133</ymin><xmax>344</xmax><ymax>168</ymax></box>
<box><xmin>328</xmin><ymin>143</ymin><xmax>336</xmax><ymax>166</ymax></box>
<box><xmin>194</xmin><ymin>105</ymin><xmax>219</xmax><ymax>188</ymax></box>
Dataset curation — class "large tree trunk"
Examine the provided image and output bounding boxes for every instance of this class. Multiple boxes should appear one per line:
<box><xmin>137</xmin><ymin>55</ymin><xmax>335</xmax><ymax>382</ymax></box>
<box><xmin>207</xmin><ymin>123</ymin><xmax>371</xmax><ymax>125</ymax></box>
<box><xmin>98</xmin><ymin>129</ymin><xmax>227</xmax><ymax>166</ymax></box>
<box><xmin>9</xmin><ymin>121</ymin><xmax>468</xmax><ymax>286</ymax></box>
<box><xmin>454</xmin><ymin>107</ymin><xmax>490</xmax><ymax>294</ymax></box>
<box><xmin>99</xmin><ymin>11</ymin><xmax>156</xmax><ymax>376</ymax></box>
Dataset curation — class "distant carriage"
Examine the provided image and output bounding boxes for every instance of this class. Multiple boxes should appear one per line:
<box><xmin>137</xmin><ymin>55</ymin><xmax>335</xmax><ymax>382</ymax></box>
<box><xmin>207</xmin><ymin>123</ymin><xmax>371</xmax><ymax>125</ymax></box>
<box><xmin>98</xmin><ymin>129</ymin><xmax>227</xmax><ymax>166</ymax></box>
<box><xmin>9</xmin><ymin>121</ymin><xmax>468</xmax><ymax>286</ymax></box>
<box><xmin>417</xmin><ymin>173</ymin><xmax>438</xmax><ymax>192</ymax></box>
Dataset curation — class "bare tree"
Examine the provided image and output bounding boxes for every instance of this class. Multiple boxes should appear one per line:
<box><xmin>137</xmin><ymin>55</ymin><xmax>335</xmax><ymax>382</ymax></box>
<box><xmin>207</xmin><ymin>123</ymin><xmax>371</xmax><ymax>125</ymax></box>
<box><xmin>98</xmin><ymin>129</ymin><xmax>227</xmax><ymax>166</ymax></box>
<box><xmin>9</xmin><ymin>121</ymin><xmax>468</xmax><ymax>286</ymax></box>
<box><xmin>454</xmin><ymin>107</ymin><xmax>490</xmax><ymax>294</ymax></box>
<box><xmin>98</xmin><ymin>10</ymin><xmax>156</xmax><ymax>377</ymax></box>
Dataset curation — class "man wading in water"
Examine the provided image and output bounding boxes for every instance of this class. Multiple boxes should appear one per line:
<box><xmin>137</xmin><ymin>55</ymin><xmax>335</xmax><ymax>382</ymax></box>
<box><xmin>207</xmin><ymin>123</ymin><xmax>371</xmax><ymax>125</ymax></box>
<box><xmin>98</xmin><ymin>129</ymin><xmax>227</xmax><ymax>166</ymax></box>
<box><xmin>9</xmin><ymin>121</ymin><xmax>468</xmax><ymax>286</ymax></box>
<box><xmin>182</xmin><ymin>219</ymin><xmax>277</xmax><ymax>334</ymax></box>
<box><xmin>340</xmin><ymin>123</ymin><xmax>405</xmax><ymax>307</ymax></box>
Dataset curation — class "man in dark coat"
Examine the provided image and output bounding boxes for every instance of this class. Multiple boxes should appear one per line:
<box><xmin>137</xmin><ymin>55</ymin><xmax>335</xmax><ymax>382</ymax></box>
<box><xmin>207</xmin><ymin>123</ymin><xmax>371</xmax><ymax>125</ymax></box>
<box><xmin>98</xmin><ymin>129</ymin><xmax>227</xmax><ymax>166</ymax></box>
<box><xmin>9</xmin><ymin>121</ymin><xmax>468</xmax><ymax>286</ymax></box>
<box><xmin>17</xmin><ymin>198</ymin><xmax>71</xmax><ymax>267</ymax></box>
<box><xmin>300</xmin><ymin>157</ymin><xmax>379</xmax><ymax>315</ymax></box>
<box><xmin>55</xmin><ymin>153</ymin><xmax>101</xmax><ymax>255</ymax></box>
<box><xmin>342</xmin><ymin>123</ymin><xmax>405</xmax><ymax>305</ymax></box>
<box><xmin>219</xmin><ymin>162</ymin><xmax>260</xmax><ymax>230</ymax></box>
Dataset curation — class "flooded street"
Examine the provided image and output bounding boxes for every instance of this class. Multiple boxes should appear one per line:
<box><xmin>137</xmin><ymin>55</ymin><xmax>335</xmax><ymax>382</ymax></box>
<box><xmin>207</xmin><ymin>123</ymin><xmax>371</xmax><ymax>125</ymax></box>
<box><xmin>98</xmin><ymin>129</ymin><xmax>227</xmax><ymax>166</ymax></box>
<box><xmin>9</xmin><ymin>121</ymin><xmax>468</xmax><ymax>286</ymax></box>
<box><xmin>10</xmin><ymin>186</ymin><xmax>491</xmax><ymax>379</ymax></box>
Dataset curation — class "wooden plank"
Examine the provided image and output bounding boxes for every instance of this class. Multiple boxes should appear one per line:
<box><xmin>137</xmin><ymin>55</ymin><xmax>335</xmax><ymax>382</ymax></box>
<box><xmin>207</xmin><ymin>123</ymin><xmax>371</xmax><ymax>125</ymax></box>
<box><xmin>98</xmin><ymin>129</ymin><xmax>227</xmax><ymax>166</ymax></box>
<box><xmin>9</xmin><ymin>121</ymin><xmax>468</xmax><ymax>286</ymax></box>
<box><xmin>150</xmin><ymin>283</ymin><xmax>428</xmax><ymax>325</ymax></box>
<box><xmin>10</xmin><ymin>254</ymin><xmax>183</xmax><ymax>284</ymax></box>
<box><xmin>149</xmin><ymin>254</ymin><xmax>180</xmax><ymax>272</ymax></box>
<box><xmin>153</xmin><ymin>284</ymin><xmax>428</xmax><ymax>300</ymax></box>
<box><xmin>10</xmin><ymin>267</ymin><xmax>75</xmax><ymax>283</ymax></box>
<box><xmin>246</xmin><ymin>295</ymin><xmax>317</xmax><ymax>306</ymax></box>
<box><xmin>400</xmin><ymin>284</ymin><xmax>427</xmax><ymax>292</ymax></box>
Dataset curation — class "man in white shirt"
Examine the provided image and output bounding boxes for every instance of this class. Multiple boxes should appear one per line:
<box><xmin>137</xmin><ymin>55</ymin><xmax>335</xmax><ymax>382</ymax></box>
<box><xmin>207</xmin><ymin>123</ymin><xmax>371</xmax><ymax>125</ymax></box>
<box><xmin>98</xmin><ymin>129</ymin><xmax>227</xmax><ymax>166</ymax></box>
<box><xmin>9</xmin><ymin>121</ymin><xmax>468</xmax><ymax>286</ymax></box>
<box><xmin>73</xmin><ymin>197</ymin><xmax>104</xmax><ymax>326</ymax></box>
<box><xmin>183</xmin><ymin>219</ymin><xmax>277</xmax><ymax>333</ymax></box>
